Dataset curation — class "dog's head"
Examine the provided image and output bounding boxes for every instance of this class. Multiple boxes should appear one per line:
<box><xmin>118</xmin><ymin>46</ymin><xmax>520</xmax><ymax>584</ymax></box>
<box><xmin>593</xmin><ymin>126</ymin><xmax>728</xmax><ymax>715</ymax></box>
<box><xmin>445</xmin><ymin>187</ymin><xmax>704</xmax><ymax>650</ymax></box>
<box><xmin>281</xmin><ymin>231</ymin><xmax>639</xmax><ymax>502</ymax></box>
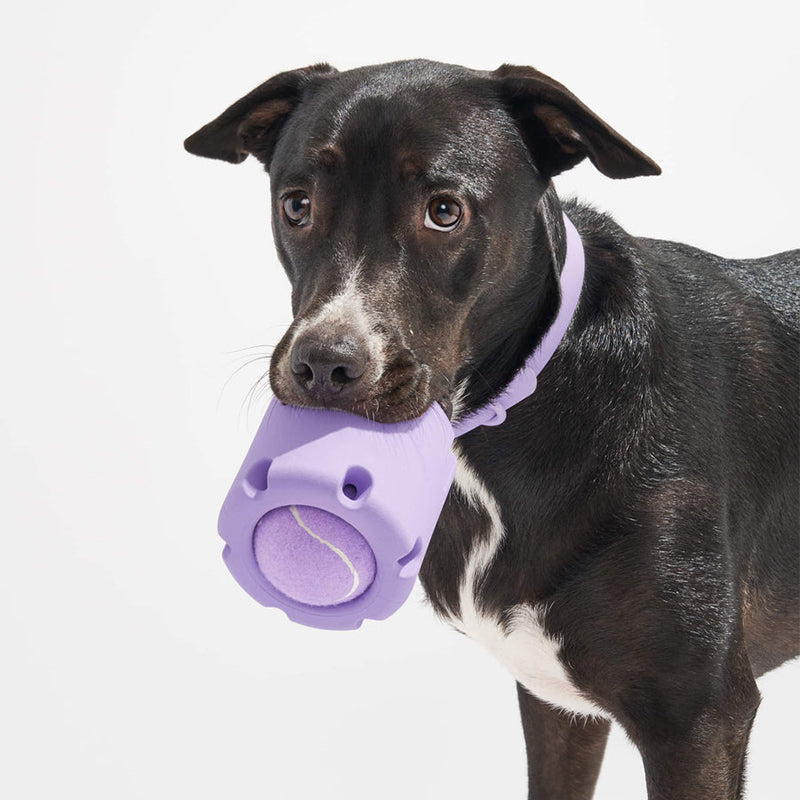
<box><xmin>186</xmin><ymin>60</ymin><xmax>659</xmax><ymax>423</ymax></box>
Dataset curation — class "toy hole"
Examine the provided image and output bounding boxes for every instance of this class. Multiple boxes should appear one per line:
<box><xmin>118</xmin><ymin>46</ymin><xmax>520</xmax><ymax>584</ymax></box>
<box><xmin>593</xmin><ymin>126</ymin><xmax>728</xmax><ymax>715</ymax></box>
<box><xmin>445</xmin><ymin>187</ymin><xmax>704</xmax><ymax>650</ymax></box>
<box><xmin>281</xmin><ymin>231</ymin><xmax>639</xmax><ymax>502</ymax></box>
<box><xmin>341</xmin><ymin>466</ymin><xmax>372</xmax><ymax>503</ymax></box>
<box><xmin>397</xmin><ymin>537</ymin><xmax>424</xmax><ymax>578</ymax></box>
<box><xmin>243</xmin><ymin>458</ymin><xmax>272</xmax><ymax>498</ymax></box>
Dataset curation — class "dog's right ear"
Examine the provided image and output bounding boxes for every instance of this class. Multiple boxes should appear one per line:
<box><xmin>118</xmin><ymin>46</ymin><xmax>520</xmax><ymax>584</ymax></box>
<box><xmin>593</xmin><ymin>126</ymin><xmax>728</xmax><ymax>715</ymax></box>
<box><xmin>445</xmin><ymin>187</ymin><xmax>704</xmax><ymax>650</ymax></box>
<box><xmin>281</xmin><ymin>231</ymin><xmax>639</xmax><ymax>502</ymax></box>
<box><xmin>184</xmin><ymin>63</ymin><xmax>337</xmax><ymax>167</ymax></box>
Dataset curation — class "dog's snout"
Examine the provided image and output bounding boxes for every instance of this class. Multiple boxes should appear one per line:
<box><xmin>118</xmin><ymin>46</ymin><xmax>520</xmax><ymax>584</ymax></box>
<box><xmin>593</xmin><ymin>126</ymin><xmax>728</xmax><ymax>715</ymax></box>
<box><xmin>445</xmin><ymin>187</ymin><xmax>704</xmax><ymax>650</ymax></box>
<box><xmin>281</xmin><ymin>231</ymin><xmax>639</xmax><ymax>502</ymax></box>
<box><xmin>290</xmin><ymin>331</ymin><xmax>370</xmax><ymax>401</ymax></box>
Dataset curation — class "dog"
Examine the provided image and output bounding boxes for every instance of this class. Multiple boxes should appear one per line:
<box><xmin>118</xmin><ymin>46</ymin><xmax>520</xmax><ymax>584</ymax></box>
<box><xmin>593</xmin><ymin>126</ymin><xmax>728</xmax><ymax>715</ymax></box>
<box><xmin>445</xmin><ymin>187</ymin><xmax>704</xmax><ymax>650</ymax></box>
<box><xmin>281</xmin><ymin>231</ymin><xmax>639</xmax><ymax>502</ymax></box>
<box><xmin>185</xmin><ymin>60</ymin><xmax>799</xmax><ymax>799</ymax></box>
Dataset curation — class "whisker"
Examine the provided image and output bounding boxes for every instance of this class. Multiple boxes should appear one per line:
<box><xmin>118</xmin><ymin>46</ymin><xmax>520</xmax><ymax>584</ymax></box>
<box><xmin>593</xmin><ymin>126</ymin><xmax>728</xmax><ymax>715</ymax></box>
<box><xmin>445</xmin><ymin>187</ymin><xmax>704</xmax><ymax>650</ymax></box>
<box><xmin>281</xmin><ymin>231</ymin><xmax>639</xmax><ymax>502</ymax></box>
<box><xmin>217</xmin><ymin>354</ymin><xmax>272</xmax><ymax>414</ymax></box>
<box><xmin>222</xmin><ymin>343</ymin><xmax>276</xmax><ymax>356</ymax></box>
<box><xmin>243</xmin><ymin>367</ymin><xmax>272</xmax><ymax>425</ymax></box>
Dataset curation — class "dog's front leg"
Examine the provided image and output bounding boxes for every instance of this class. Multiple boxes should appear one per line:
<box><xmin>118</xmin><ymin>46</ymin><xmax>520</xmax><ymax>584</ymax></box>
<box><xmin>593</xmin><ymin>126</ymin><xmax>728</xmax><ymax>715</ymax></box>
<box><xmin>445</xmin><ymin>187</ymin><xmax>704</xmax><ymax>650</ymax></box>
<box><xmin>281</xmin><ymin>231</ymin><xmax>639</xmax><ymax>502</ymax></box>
<box><xmin>517</xmin><ymin>683</ymin><xmax>610</xmax><ymax>800</ymax></box>
<box><xmin>626</xmin><ymin>640</ymin><xmax>761</xmax><ymax>800</ymax></box>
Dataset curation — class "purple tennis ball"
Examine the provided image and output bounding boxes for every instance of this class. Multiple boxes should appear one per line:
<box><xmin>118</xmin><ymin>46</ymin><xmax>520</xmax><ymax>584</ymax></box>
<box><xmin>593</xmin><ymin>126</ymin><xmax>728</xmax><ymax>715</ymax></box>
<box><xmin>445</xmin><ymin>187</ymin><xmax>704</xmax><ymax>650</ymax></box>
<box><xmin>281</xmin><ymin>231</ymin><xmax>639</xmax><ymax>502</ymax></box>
<box><xmin>253</xmin><ymin>505</ymin><xmax>377</xmax><ymax>606</ymax></box>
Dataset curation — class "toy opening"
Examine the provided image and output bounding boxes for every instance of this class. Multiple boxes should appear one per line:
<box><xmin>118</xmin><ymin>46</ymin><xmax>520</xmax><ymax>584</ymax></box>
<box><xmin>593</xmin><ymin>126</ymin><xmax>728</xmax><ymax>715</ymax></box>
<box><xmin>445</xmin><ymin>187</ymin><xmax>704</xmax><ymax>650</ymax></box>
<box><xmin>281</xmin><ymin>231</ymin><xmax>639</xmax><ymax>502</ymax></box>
<box><xmin>397</xmin><ymin>537</ymin><xmax>424</xmax><ymax>578</ymax></box>
<box><xmin>340</xmin><ymin>465</ymin><xmax>372</xmax><ymax>503</ymax></box>
<box><xmin>253</xmin><ymin>504</ymin><xmax>377</xmax><ymax>607</ymax></box>
<box><xmin>242</xmin><ymin>458</ymin><xmax>272</xmax><ymax>498</ymax></box>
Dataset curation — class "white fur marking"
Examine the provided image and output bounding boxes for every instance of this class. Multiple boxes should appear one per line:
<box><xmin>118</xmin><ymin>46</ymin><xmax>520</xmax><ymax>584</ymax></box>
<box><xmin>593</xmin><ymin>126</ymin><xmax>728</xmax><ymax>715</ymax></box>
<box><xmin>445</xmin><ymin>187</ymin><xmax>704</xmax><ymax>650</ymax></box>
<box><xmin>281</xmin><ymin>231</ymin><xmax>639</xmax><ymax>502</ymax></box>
<box><xmin>289</xmin><ymin>505</ymin><xmax>360</xmax><ymax>599</ymax></box>
<box><xmin>448</xmin><ymin>445</ymin><xmax>609</xmax><ymax>719</ymax></box>
<box><xmin>449</xmin><ymin>377</ymin><xmax>470</xmax><ymax>423</ymax></box>
<box><xmin>289</xmin><ymin>260</ymin><xmax>387</xmax><ymax>378</ymax></box>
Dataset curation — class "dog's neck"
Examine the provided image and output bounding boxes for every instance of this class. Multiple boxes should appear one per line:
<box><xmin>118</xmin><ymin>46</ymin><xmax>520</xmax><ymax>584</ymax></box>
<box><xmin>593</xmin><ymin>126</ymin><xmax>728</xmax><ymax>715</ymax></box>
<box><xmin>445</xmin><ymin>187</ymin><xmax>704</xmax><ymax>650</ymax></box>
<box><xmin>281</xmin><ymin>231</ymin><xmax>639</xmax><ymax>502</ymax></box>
<box><xmin>453</xmin><ymin>213</ymin><xmax>585</xmax><ymax>435</ymax></box>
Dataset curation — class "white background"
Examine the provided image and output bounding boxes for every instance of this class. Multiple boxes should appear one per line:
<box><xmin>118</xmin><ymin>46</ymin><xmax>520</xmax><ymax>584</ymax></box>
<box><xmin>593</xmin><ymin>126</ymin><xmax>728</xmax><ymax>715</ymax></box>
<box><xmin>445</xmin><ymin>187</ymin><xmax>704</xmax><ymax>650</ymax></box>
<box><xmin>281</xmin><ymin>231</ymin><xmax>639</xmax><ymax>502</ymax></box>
<box><xmin>2</xmin><ymin>1</ymin><xmax>798</xmax><ymax>798</ymax></box>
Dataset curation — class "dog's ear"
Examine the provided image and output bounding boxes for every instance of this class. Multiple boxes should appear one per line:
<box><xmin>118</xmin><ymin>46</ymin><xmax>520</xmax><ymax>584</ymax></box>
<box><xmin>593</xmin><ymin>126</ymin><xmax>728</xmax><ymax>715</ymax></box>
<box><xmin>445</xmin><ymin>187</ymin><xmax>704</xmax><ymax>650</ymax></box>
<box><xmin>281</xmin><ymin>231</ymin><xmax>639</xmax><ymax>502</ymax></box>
<box><xmin>491</xmin><ymin>64</ymin><xmax>661</xmax><ymax>180</ymax></box>
<box><xmin>184</xmin><ymin>63</ymin><xmax>337</xmax><ymax>166</ymax></box>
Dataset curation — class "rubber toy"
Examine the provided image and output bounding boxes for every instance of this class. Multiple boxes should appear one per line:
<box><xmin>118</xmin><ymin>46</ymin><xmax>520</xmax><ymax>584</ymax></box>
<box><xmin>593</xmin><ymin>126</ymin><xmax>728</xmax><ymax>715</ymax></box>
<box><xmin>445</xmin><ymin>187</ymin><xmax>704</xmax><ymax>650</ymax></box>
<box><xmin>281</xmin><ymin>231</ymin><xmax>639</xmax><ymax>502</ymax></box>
<box><xmin>217</xmin><ymin>215</ymin><xmax>585</xmax><ymax>629</ymax></box>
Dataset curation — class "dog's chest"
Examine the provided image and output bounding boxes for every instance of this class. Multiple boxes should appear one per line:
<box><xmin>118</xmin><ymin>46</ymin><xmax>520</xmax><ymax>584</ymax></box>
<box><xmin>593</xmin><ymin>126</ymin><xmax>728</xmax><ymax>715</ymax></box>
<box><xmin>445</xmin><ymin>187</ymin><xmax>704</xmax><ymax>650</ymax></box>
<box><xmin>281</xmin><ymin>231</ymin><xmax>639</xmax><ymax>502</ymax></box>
<box><xmin>443</xmin><ymin>447</ymin><xmax>608</xmax><ymax>719</ymax></box>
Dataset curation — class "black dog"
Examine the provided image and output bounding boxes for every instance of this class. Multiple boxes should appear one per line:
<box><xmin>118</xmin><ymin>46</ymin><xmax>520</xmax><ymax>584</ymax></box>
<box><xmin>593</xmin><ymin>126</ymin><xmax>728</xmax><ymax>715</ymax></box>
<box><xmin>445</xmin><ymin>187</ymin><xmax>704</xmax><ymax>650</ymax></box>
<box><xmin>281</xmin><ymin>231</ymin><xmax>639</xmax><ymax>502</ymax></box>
<box><xmin>185</xmin><ymin>60</ymin><xmax>799</xmax><ymax>799</ymax></box>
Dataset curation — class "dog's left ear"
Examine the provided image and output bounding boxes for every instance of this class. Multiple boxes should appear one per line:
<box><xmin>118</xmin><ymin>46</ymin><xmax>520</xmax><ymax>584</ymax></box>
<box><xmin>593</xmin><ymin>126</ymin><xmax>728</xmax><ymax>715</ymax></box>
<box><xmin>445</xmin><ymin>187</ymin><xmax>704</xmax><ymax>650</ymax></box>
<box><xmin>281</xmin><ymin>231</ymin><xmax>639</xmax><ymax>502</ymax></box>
<box><xmin>492</xmin><ymin>64</ymin><xmax>661</xmax><ymax>180</ymax></box>
<box><xmin>184</xmin><ymin>63</ymin><xmax>337</xmax><ymax>166</ymax></box>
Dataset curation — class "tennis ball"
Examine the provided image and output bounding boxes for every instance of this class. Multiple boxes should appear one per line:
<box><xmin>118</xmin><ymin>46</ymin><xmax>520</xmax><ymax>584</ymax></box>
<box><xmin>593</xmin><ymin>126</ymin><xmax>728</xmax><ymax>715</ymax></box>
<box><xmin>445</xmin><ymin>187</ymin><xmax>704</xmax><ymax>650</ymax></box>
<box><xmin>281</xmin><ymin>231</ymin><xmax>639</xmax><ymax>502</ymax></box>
<box><xmin>253</xmin><ymin>504</ymin><xmax>377</xmax><ymax>606</ymax></box>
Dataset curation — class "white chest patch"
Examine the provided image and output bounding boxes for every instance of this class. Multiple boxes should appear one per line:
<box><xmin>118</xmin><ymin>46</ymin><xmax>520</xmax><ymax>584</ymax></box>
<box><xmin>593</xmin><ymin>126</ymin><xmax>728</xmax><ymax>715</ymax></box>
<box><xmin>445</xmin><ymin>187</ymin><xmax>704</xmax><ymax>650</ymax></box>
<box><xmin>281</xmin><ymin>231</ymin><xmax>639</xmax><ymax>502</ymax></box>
<box><xmin>446</xmin><ymin>445</ymin><xmax>609</xmax><ymax>720</ymax></box>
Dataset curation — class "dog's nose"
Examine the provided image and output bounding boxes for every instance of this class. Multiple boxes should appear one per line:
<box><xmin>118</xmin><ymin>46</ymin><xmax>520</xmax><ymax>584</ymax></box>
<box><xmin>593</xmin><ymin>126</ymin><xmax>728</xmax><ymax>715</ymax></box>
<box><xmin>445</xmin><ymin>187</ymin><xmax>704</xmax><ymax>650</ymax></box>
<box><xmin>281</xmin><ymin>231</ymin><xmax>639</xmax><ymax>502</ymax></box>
<box><xmin>290</xmin><ymin>332</ymin><xmax>369</xmax><ymax>401</ymax></box>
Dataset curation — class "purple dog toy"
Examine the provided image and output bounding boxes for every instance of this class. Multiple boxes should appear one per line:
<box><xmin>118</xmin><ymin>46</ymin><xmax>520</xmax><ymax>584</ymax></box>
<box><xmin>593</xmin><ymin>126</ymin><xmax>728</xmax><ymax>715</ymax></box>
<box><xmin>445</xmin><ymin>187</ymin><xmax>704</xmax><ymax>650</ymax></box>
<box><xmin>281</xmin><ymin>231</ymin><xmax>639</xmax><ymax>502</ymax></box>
<box><xmin>218</xmin><ymin>214</ymin><xmax>585</xmax><ymax>629</ymax></box>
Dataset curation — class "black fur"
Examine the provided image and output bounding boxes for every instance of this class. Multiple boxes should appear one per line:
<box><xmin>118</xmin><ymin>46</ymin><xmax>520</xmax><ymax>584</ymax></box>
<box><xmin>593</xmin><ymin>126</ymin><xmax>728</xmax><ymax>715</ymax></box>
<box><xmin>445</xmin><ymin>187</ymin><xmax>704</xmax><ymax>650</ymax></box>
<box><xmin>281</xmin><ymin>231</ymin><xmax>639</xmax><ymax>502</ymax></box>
<box><xmin>186</xmin><ymin>59</ymin><xmax>799</xmax><ymax>799</ymax></box>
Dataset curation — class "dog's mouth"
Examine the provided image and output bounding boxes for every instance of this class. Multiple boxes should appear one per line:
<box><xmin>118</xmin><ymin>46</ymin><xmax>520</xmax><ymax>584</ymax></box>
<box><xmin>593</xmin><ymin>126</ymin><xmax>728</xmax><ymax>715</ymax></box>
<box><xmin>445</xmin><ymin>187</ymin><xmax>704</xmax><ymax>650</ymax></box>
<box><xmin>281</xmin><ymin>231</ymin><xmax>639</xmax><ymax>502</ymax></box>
<box><xmin>270</xmin><ymin>345</ymin><xmax>455</xmax><ymax>424</ymax></box>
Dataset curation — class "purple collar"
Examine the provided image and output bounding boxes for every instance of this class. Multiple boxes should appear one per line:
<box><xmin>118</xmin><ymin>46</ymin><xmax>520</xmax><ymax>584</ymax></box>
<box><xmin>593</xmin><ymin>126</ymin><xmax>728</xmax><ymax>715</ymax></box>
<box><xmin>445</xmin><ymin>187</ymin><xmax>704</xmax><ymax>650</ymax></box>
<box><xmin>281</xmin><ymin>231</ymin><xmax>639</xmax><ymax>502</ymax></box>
<box><xmin>452</xmin><ymin>213</ymin><xmax>585</xmax><ymax>437</ymax></box>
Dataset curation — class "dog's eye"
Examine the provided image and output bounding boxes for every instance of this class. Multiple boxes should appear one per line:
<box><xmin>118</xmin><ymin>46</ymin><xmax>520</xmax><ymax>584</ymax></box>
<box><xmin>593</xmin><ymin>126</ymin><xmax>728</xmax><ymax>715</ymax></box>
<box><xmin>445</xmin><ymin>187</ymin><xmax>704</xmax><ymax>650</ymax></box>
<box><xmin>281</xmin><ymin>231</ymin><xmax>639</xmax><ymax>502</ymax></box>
<box><xmin>282</xmin><ymin>191</ymin><xmax>311</xmax><ymax>226</ymax></box>
<box><xmin>425</xmin><ymin>197</ymin><xmax>462</xmax><ymax>231</ymax></box>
